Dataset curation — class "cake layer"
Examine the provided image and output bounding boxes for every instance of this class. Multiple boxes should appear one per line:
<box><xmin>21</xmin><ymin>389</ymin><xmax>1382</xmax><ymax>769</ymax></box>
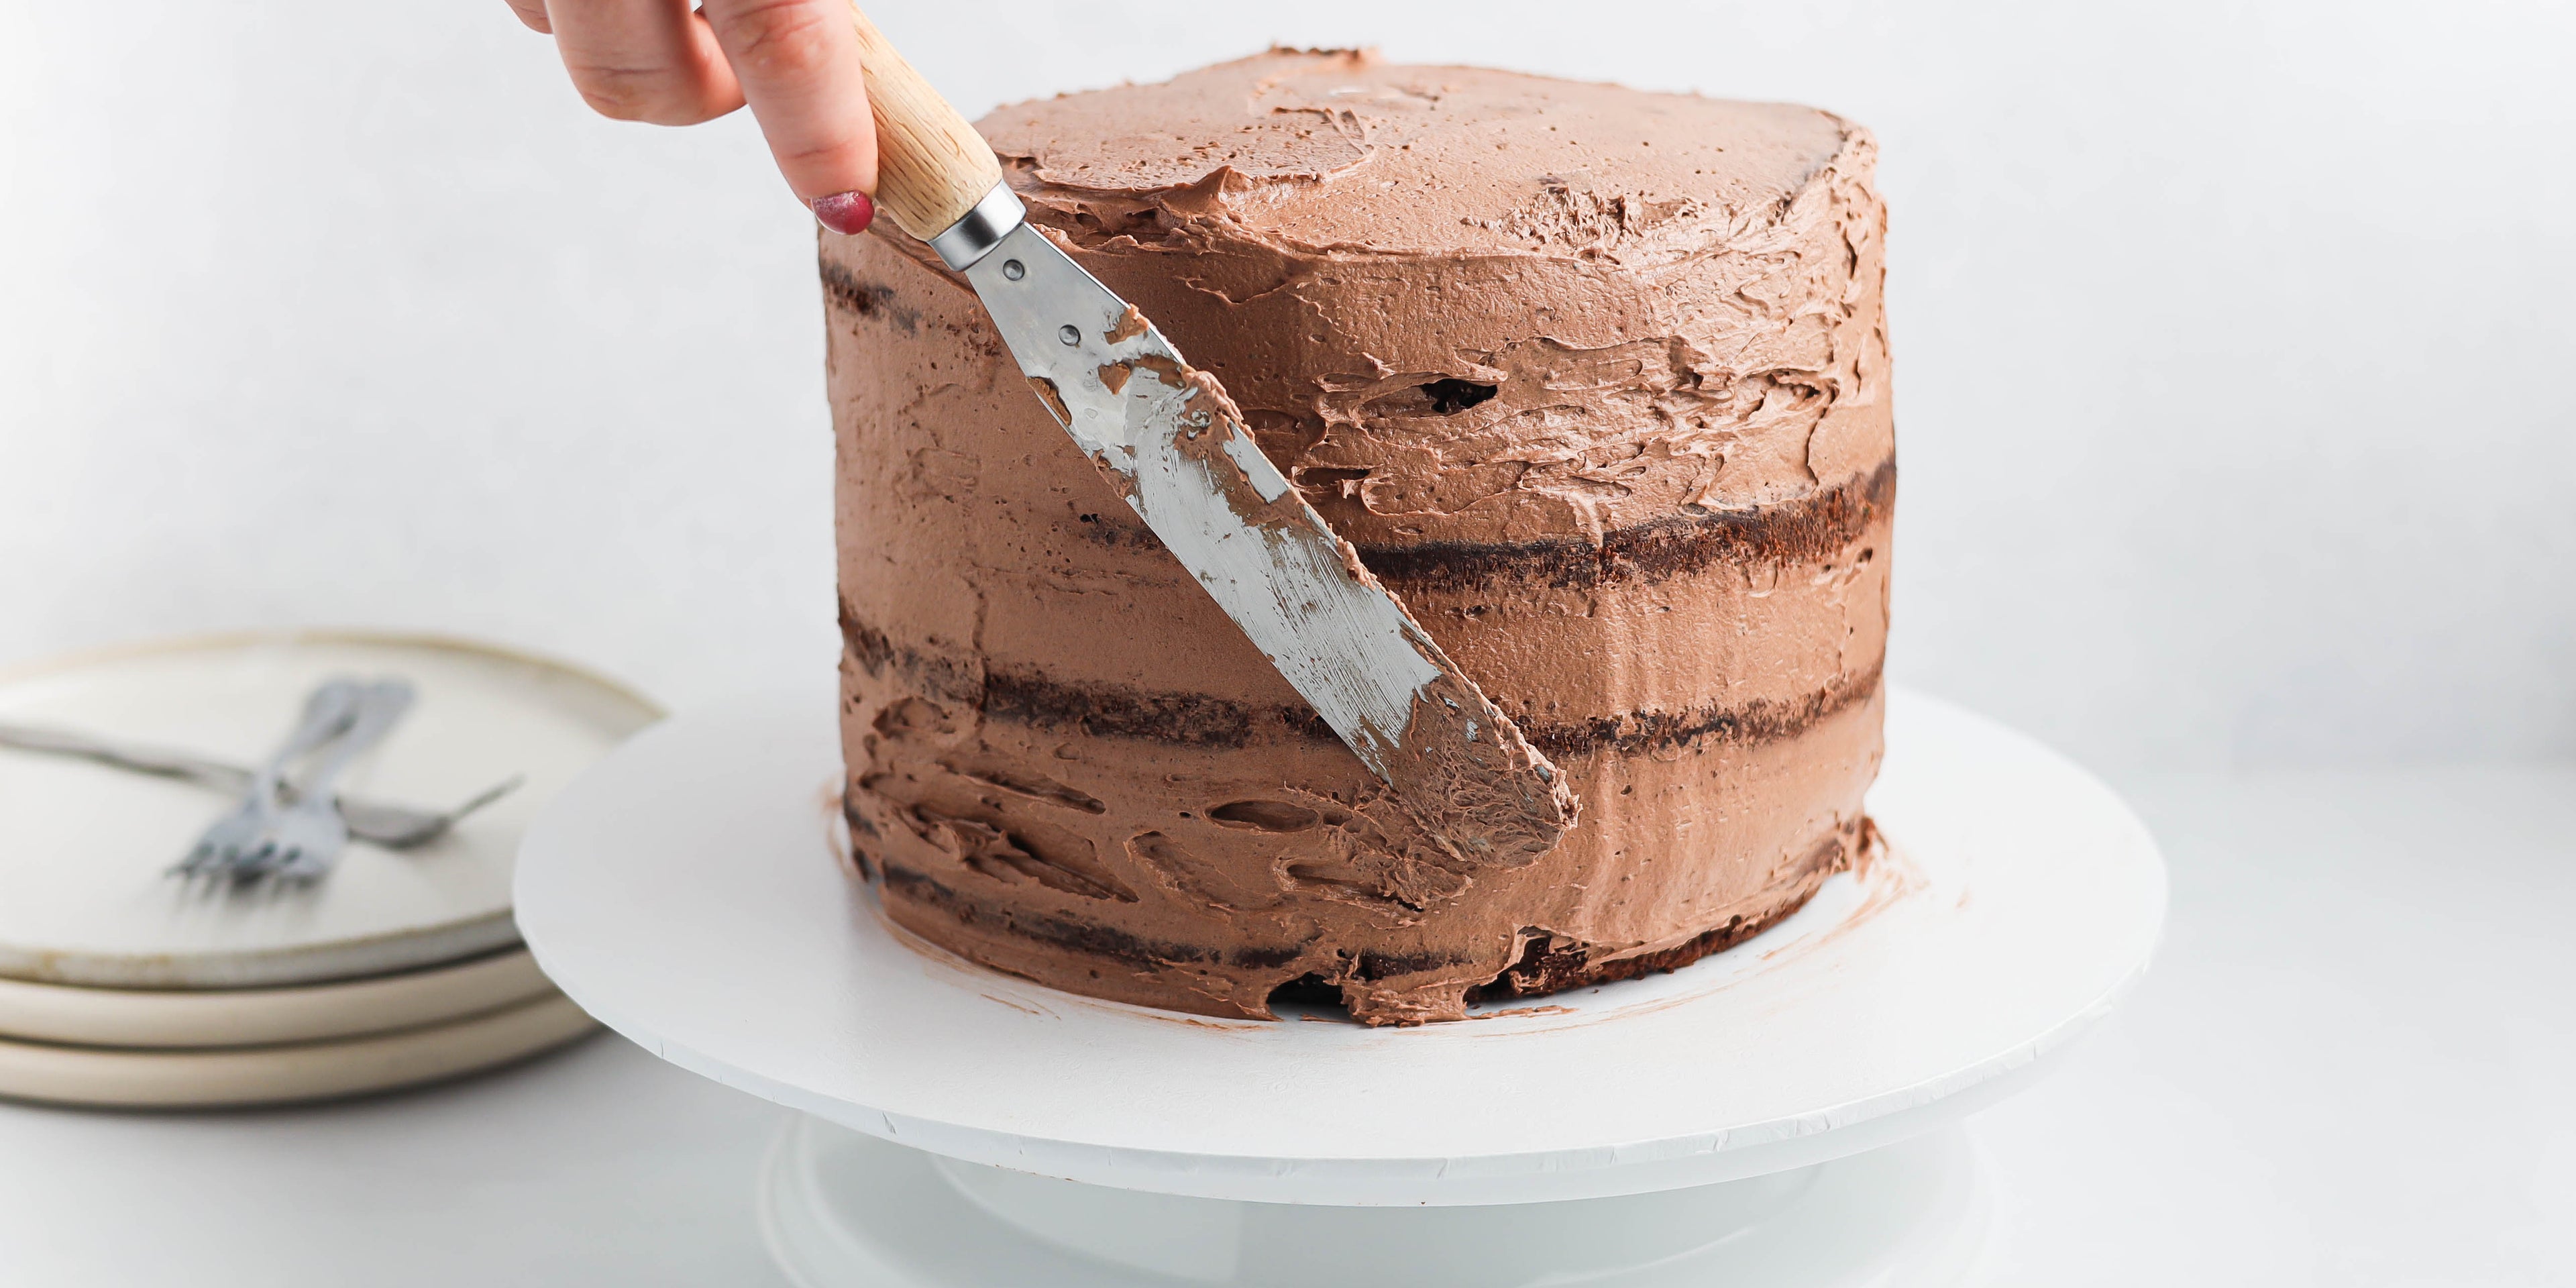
<box><xmin>824</xmin><ymin>50</ymin><xmax>1894</xmax><ymax>1023</ymax></box>
<box><xmin>849</xmin><ymin>655</ymin><xmax>1884</xmax><ymax>1024</ymax></box>
<box><xmin>975</xmin><ymin>49</ymin><xmax>1892</xmax><ymax>531</ymax></box>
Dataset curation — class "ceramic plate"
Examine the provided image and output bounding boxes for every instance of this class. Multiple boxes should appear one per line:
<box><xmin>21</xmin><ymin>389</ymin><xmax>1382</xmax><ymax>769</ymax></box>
<box><xmin>0</xmin><ymin>991</ymin><xmax>597</xmax><ymax>1109</ymax></box>
<box><xmin>0</xmin><ymin>947</ymin><xmax>559</xmax><ymax>1048</ymax></box>
<box><xmin>0</xmin><ymin>632</ymin><xmax>659</xmax><ymax>987</ymax></box>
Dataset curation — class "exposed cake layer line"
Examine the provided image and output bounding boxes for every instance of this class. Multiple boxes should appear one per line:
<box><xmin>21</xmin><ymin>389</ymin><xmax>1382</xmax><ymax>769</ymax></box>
<box><xmin>1472</xmin><ymin>818</ymin><xmax>1877</xmax><ymax>1001</ymax></box>
<box><xmin>1051</xmin><ymin>458</ymin><xmax>1894</xmax><ymax>591</ymax></box>
<box><xmin>1523</xmin><ymin>666</ymin><xmax>1881</xmax><ymax>759</ymax></box>
<box><xmin>844</xmin><ymin>600</ymin><xmax>1881</xmax><ymax>757</ymax></box>
<box><xmin>1356</xmin><ymin>459</ymin><xmax>1893</xmax><ymax>592</ymax></box>
<box><xmin>867</xmin><ymin>810</ymin><xmax>1870</xmax><ymax>1024</ymax></box>
<box><xmin>879</xmin><ymin>862</ymin><xmax>1306</xmax><ymax>973</ymax></box>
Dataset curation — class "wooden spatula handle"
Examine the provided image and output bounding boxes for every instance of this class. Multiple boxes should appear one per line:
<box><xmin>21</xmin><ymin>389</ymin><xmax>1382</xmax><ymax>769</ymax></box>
<box><xmin>844</xmin><ymin>5</ymin><xmax>1002</xmax><ymax>241</ymax></box>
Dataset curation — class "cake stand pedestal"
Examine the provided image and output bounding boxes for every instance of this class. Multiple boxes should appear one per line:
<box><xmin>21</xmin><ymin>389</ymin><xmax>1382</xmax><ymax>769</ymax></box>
<box><xmin>517</xmin><ymin>688</ymin><xmax>2165</xmax><ymax>1287</ymax></box>
<box><xmin>757</xmin><ymin>1115</ymin><xmax>1992</xmax><ymax>1287</ymax></box>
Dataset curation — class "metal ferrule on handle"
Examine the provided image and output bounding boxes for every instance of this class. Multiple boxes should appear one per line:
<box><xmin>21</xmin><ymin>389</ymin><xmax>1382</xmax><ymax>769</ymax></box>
<box><xmin>929</xmin><ymin>184</ymin><xmax>1026</xmax><ymax>271</ymax></box>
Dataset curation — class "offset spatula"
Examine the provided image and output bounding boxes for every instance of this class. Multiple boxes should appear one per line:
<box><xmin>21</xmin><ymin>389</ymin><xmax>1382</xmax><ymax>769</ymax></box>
<box><xmin>842</xmin><ymin>11</ymin><xmax>1578</xmax><ymax>865</ymax></box>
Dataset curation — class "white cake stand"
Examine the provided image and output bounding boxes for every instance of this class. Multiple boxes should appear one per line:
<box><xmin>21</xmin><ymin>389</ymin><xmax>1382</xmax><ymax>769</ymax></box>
<box><xmin>516</xmin><ymin>688</ymin><xmax>2164</xmax><ymax>1287</ymax></box>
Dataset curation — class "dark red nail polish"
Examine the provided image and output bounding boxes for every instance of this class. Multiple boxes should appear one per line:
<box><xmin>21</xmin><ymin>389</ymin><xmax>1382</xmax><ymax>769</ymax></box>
<box><xmin>812</xmin><ymin>191</ymin><xmax>875</xmax><ymax>236</ymax></box>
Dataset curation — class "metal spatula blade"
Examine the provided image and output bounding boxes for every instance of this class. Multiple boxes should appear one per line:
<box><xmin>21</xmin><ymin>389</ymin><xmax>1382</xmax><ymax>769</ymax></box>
<box><xmin>959</xmin><ymin>213</ymin><xmax>1574</xmax><ymax>863</ymax></box>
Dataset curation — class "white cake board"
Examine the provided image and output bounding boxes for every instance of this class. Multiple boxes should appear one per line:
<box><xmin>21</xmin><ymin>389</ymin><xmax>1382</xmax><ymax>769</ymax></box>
<box><xmin>517</xmin><ymin>687</ymin><xmax>2163</xmax><ymax>1283</ymax></box>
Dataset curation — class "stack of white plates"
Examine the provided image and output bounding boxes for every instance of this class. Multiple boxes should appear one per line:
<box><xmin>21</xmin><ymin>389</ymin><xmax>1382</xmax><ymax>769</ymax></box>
<box><xmin>0</xmin><ymin>632</ymin><xmax>661</xmax><ymax>1108</ymax></box>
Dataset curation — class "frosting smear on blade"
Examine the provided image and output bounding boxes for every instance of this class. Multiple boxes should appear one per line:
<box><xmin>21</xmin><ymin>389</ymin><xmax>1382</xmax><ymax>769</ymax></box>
<box><xmin>1028</xmin><ymin>305</ymin><xmax>1579</xmax><ymax>863</ymax></box>
<box><xmin>823</xmin><ymin>49</ymin><xmax>1894</xmax><ymax>1024</ymax></box>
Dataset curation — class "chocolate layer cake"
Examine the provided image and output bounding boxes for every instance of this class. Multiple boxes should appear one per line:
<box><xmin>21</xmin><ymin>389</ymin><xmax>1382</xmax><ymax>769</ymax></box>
<box><xmin>824</xmin><ymin>50</ymin><xmax>1892</xmax><ymax>1025</ymax></box>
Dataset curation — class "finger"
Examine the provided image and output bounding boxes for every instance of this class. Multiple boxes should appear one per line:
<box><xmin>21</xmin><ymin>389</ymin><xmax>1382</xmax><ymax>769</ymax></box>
<box><xmin>502</xmin><ymin>0</ymin><xmax>551</xmax><ymax>34</ymax></box>
<box><xmin>545</xmin><ymin>0</ymin><xmax>745</xmax><ymax>126</ymax></box>
<box><xmin>699</xmin><ymin>0</ymin><xmax>877</xmax><ymax>209</ymax></box>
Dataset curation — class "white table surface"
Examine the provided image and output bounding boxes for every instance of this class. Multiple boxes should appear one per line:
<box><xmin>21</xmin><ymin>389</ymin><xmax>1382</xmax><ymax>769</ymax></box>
<box><xmin>3</xmin><ymin>765</ymin><xmax>2569</xmax><ymax>1286</ymax></box>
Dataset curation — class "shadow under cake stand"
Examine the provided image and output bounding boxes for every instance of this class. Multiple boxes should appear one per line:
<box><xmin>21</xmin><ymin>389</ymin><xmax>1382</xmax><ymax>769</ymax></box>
<box><xmin>515</xmin><ymin>688</ymin><xmax>2165</xmax><ymax>1287</ymax></box>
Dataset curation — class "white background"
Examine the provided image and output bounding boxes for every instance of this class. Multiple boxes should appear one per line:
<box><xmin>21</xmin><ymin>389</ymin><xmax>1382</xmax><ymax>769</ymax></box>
<box><xmin>0</xmin><ymin>10</ymin><xmax>2570</xmax><ymax>1281</ymax></box>
<box><xmin>3</xmin><ymin>0</ymin><xmax>2569</xmax><ymax>775</ymax></box>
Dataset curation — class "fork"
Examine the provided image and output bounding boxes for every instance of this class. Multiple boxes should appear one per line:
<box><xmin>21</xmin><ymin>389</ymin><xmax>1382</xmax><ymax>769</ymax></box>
<box><xmin>0</xmin><ymin>720</ymin><xmax>520</xmax><ymax>848</ymax></box>
<box><xmin>239</xmin><ymin>678</ymin><xmax>417</xmax><ymax>883</ymax></box>
<box><xmin>172</xmin><ymin>680</ymin><xmax>362</xmax><ymax>878</ymax></box>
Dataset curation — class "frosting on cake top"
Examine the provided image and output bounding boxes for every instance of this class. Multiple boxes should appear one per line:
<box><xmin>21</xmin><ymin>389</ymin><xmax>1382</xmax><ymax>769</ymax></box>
<box><xmin>979</xmin><ymin>48</ymin><xmax>1853</xmax><ymax>264</ymax></box>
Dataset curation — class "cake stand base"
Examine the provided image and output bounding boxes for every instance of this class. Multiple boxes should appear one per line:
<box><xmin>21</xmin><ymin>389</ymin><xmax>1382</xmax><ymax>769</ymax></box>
<box><xmin>759</xmin><ymin>1114</ymin><xmax>1990</xmax><ymax>1288</ymax></box>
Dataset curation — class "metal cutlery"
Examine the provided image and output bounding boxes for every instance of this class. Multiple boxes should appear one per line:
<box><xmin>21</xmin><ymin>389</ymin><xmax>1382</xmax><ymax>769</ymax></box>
<box><xmin>0</xmin><ymin>718</ymin><xmax>519</xmax><ymax>849</ymax></box>
<box><xmin>246</xmin><ymin>678</ymin><xmax>416</xmax><ymax>883</ymax></box>
<box><xmin>172</xmin><ymin>680</ymin><xmax>362</xmax><ymax>879</ymax></box>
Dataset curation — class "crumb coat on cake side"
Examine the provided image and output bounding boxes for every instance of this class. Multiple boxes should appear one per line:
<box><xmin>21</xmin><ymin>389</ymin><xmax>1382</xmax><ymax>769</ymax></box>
<box><xmin>823</xmin><ymin>49</ymin><xmax>1894</xmax><ymax>1024</ymax></box>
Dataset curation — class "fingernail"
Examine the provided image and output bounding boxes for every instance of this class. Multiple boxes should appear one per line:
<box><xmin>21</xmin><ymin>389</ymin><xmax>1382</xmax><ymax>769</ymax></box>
<box><xmin>812</xmin><ymin>191</ymin><xmax>875</xmax><ymax>236</ymax></box>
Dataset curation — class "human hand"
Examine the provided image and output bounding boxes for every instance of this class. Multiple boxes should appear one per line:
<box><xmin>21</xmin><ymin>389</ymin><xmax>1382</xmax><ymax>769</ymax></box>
<box><xmin>505</xmin><ymin>0</ymin><xmax>879</xmax><ymax>234</ymax></box>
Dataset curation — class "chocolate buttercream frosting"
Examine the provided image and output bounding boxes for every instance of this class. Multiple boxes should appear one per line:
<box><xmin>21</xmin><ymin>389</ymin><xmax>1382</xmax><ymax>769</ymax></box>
<box><xmin>822</xmin><ymin>49</ymin><xmax>1893</xmax><ymax>1024</ymax></box>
